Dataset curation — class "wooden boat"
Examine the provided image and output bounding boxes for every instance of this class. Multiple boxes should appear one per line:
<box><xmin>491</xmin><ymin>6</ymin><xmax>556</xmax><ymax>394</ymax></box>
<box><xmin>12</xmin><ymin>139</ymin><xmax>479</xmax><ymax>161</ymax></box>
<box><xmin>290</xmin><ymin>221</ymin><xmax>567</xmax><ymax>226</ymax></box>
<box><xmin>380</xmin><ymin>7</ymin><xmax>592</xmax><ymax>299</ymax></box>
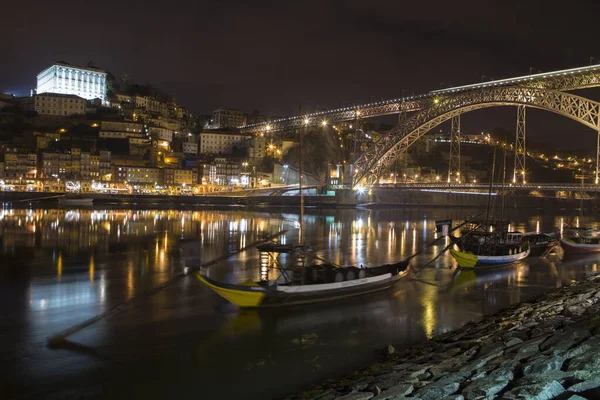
<box><xmin>522</xmin><ymin>232</ymin><xmax>559</xmax><ymax>257</ymax></box>
<box><xmin>450</xmin><ymin>243</ymin><xmax>530</xmax><ymax>268</ymax></box>
<box><xmin>450</xmin><ymin>231</ymin><xmax>530</xmax><ymax>268</ymax></box>
<box><xmin>560</xmin><ymin>236</ymin><xmax>600</xmax><ymax>254</ymax></box>
<box><xmin>58</xmin><ymin>197</ymin><xmax>94</xmax><ymax>206</ymax></box>
<box><xmin>196</xmin><ymin>260</ymin><xmax>409</xmax><ymax>308</ymax></box>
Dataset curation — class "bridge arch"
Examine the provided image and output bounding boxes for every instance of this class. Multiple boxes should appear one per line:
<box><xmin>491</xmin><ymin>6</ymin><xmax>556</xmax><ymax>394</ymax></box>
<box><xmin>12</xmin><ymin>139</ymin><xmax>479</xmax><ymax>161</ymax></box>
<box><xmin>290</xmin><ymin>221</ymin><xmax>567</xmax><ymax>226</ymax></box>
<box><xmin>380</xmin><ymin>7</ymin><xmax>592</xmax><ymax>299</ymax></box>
<box><xmin>353</xmin><ymin>87</ymin><xmax>600</xmax><ymax>187</ymax></box>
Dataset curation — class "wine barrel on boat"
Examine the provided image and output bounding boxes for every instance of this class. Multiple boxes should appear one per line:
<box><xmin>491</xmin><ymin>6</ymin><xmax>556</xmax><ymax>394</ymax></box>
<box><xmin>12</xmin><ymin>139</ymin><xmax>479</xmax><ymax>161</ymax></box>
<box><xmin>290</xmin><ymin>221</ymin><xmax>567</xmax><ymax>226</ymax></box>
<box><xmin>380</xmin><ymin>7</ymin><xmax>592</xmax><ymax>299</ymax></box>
<box><xmin>345</xmin><ymin>267</ymin><xmax>359</xmax><ymax>280</ymax></box>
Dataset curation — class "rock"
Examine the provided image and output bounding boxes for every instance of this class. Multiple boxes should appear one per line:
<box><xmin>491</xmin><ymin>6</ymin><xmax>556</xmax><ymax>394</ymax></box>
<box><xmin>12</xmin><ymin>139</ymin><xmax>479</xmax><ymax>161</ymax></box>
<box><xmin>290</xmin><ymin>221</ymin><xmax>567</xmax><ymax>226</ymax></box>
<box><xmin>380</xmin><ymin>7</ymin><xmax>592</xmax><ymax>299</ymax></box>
<box><xmin>370</xmin><ymin>383</ymin><xmax>413</xmax><ymax>400</ymax></box>
<box><xmin>515</xmin><ymin>370</ymin><xmax>591</xmax><ymax>387</ymax></box>
<box><xmin>568</xmin><ymin>376</ymin><xmax>600</xmax><ymax>392</ymax></box>
<box><xmin>462</xmin><ymin>376</ymin><xmax>511</xmax><ymax>399</ymax></box>
<box><xmin>567</xmin><ymin>345</ymin><xmax>600</xmax><ymax>372</ymax></box>
<box><xmin>387</xmin><ymin>345</ymin><xmax>396</xmax><ymax>355</ymax></box>
<box><xmin>393</xmin><ymin>362</ymin><xmax>419</xmax><ymax>371</ymax></box>
<box><xmin>505</xmin><ymin>337</ymin><xmax>524</xmax><ymax>348</ymax></box>
<box><xmin>408</xmin><ymin>365</ymin><xmax>433</xmax><ymax>378</ymax></box>
<box><xmin>443</xmin><ymin>347</ymin><xmax>464</xmax><ymax>358</ymax></box>
<box><xmin>539</xmin><ymin>329</ymin><xmax>591</xmax><ymax>352</ymax></box>
<box><xmin>415</xmin><ymin>382</ymin><xmax>459</xmax><ymax>400</ymax></box>
<box><xmin>501</xmin><ymin>380</ymin><xmax>565</xmax><ymax>400</ymax></box>
<box><xmin>566</xmin><ymin>395</ymin><xmax>588</xmax><ymax>400</ymax></box>
<box><xmin>565</xmin><ymin>335</ymin><xmax>600</xmax><ymax>360</ymax></box>
<box><xmin>564</xmin><ymin>292</ymin><xmax>593</xmax><ymax>307</ymax></box>
<box><xmin>459</xmin><ymin>356</ymin><xmax>490</xmax><ymax>374</ymax></box>
<box><xmin>506</xmin><ymin>335</ymin><xmax>549</xmax><ymax>354</ymax></box>
<box><xmin>441</xmin><ymin>396</ymin><xmax>464</xmax><ymax>400</ymax></box>
<box><xmin>522</xmin><ymin>355</ymin><xmax>564</xmax><ymax>375</ymax></box>
<box><xmin>434</xmin><ymin>371</ymin><xmax>471</xmax><ymax>386</ymax></box>
<box><xmin>479</xmin><ymin>341</ymin><xmax>506</xmax><ymax>357</ymax></box>
<box><xmin>334</xmin><ymin>394</ymin><xmax>374</xmax><ymax>400</ymax></box>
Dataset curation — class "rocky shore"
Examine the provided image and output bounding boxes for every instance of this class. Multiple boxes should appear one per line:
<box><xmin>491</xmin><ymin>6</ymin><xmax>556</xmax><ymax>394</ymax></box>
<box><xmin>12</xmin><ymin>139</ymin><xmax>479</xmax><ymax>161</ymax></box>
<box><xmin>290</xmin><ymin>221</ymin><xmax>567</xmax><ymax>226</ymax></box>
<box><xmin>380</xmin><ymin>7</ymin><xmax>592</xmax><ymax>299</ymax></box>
<box><xmin>285</xmin><ymin>273</ymin><xmax>600</xmax><ymax>400</ymax></box>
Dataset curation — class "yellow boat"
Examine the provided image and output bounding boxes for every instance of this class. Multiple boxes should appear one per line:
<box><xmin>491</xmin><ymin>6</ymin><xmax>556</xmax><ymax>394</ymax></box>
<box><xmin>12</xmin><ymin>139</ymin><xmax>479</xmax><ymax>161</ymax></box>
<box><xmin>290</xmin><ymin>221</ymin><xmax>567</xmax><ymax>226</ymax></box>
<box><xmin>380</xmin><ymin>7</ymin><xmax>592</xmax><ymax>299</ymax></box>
<box><xmin>196</xmin><ymin>261</ymin><xmax>408</xmax><ymax>308</ymax></box>
<box><xmin>450</xmin><ymin>242</ymin><xmax>529</xmax><ymax>269</ymax></box>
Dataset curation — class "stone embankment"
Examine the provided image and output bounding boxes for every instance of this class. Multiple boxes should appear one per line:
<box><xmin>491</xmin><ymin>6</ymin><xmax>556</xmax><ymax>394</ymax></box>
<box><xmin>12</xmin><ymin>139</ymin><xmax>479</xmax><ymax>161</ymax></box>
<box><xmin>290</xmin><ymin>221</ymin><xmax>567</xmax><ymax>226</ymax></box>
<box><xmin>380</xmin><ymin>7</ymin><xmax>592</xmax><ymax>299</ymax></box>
<box><xmin>286</xmin><ymin>274</ymin><xmax>600</xmax><ymax>400</ymax></box>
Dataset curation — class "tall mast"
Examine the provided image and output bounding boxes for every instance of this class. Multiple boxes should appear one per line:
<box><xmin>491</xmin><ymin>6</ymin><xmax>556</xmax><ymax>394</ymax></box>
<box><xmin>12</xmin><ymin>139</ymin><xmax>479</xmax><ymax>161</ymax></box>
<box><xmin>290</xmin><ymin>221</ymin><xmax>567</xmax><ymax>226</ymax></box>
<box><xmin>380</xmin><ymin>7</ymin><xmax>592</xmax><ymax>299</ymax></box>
<box><xmin>299</xmin><ymin>108</ymin><xmax>304</xmax><ymax>245</ymax></box>
<box><xmin>486</xmin><ymin>146</ymin><xmax>497</xmax><ymax>230</ymax></box>
<box><xmin>500</xmin><ymin>141</ymin><xmax>507</xmax><ymax>236</ymax></box>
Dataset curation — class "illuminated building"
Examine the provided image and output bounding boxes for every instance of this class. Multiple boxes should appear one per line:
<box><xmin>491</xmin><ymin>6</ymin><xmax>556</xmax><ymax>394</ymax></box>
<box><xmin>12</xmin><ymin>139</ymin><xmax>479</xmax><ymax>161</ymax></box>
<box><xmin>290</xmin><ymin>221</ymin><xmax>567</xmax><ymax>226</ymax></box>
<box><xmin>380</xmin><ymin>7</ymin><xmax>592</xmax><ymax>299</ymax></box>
<box><xmin>149</xmin><ymin>126</ymin><xmax>173</xmax><ymax>142</ymax></box>
<box><xmin>36</xmin><ymin>62</ymin><xmax>107</xmax><ymax>102</ymax></box>
<box><xmin>199</xmin><ymin>130</ymin><xmax>251</xmax><ymax>155</ymax></box>
<box><xmin>16</xmin><ymin>93</ymin><xmax>86</xmax><ymax>116</ymax></box>
<box><xmin>205</xmin><ymin>108</ymin><xmax>246</xmax><ymax>129</ymax></box>
<box><xmin>202</xmin><ymin>158</ymin><xmax>241</xmax><ymax>185</ymax></box>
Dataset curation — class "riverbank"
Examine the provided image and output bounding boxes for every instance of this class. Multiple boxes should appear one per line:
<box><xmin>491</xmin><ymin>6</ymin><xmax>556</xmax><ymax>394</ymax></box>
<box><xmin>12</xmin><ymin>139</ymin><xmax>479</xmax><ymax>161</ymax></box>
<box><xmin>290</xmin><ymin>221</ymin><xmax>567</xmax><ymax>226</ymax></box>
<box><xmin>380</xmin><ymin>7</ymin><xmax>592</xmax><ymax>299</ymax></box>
<box><xmin>285</xmin><ymin>273</ymin><xmax>600</xmax><ymax>400</ymax></box>
<box><xmin>0</xmin><ymin>188</ymin><xmax>597</xmax><ymax>210</ymax></box>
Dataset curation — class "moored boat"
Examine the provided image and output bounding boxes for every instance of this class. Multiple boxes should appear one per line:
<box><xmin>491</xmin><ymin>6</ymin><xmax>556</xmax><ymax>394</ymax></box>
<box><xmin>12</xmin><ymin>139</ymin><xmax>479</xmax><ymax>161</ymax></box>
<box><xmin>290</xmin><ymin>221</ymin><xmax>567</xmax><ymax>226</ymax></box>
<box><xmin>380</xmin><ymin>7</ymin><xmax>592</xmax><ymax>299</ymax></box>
<box><xmin>450</xmin><ymin>245</ymin><xmax>529</xmax><ymax>268</ymax></box>
<box><xmin>58</xmin><ymin>197</ymin><xmax>94</xmax><ymax>206</ymax></box>
<box><xmin>196</xmin><ymin>260</ymin><xmax>409</xmax><ymax>308</ymax></box>
<box><xmin>523</xmin><ymin>232</ymin><xmax>559</xmax><ymax>257</ymax></box>
<box><xmin>560</xmin><ymin>237</ymin><xmax>600</xmax><ymax>254</ymax></box>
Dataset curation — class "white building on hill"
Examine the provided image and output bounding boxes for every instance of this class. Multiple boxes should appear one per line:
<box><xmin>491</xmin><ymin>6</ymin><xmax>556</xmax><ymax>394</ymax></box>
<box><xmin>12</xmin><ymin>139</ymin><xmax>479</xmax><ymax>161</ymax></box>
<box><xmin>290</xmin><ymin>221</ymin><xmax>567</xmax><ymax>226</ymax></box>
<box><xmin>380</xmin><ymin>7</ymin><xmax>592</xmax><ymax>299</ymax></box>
<box><xmin>36</xmin><ymin>62</ymin><xmax>107</xmax><ymax>102</ymax></box>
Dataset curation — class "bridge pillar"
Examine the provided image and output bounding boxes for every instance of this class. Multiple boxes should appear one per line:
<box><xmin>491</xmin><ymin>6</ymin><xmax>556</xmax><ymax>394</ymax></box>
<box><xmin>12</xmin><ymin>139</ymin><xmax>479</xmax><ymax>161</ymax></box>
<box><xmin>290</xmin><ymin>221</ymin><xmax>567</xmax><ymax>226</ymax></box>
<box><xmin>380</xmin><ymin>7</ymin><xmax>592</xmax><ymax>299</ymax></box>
<box><xmin>513</xmin><ymin>105</ymin><xmax>526</xmax><ymax>184</ymax></box>
<box><xmin>398</xmin><ymin>111</ymin><xmax>408</xmax><ymax>182</ymax></box>
<box><xmin>448</xmin><ymin>115</ymin><xmax>461</xmax><ymax>183</ymax></box>
<box><xmin>595</xmin><ymin>131</ymin><xmax>600</xmax><ymax>185</ymax></box>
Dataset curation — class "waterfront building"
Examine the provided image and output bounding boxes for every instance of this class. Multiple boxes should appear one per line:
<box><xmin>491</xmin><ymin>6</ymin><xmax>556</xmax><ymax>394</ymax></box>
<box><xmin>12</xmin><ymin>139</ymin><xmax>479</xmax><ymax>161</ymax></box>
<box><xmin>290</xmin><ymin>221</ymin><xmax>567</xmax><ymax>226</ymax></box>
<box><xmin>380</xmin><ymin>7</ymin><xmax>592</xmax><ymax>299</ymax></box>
<box><xmin>205</xmin><ymin>108</ymin><xmax>246</xmax><ymax>129</ymax></box>
<box><xmin>199</xmin><ymin>130</ymin><xmax>251</xmax><ymax>155</ymax></box>
<box><xmin>202</xmin><ymin>157</ymin><xmax>241</xmax><ymax>185</ymax></box>
<box><xmin>125</xmin><ymin>166</ymin><xmax>162</xmax><ymax>185</ymax></box>
<box><xmin>36</xmin><ymin>62</ymin><xmax>107</xmax><ymax>102</ymax></box>
<box><xmin>3</xmin><ymin>148</ymin><xmax>37</xmax><ymax>178</ymax></box>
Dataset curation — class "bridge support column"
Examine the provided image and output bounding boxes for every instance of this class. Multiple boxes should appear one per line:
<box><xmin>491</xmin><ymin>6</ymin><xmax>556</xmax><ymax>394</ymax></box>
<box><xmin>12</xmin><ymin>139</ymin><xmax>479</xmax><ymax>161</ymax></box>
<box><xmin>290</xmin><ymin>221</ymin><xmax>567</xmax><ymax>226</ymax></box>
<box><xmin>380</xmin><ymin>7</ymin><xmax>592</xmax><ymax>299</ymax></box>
<box><xmin>596</xmin><ymin>131</ymin><xmax>600</xmax><ymax>185</ymax></box>
<box><xmin>514</xmin><ymin>105</ymin><xmax>526</xmax><ymax>184</ymax></box>
<box><xmin>448</xmin><ymin>114</ymin><xmax>461</xmax><ymax>183</ymax></box>
<box><xmin>398</xmin><ymin>111</ymin><xmax>408</xmax><ymax>182</ymax></box>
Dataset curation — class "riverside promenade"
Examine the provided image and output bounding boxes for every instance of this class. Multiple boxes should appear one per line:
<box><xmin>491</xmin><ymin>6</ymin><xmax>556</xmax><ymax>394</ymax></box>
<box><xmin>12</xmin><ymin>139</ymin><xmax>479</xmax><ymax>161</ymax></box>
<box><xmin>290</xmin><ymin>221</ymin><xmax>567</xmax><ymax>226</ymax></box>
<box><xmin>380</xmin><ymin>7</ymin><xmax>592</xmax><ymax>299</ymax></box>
<box><xmin>286</xmin><ymin>273</ymin><xmax>600</xmax><ymax>400</ymax></box>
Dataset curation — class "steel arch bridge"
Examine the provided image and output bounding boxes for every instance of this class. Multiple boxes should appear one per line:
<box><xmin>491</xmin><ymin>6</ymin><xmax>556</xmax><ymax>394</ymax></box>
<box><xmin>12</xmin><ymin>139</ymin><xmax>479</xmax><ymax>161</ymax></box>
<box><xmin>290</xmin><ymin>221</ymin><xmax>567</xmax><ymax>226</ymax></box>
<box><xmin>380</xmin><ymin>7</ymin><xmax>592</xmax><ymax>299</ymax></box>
<box><xmin>352</xmin><ymin>87</ymin><xmax>600</xmax><ymax>186</ymax></box>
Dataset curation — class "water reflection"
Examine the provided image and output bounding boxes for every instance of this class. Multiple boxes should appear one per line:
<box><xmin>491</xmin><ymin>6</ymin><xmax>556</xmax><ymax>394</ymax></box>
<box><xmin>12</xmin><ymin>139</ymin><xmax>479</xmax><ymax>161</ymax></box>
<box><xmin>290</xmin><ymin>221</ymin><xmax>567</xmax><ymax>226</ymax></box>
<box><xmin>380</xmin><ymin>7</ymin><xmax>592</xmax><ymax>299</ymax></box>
<box><xmin>3</xmin><ymin>207</ymin><xmax>600</xmax><ymax>399</ymax></box>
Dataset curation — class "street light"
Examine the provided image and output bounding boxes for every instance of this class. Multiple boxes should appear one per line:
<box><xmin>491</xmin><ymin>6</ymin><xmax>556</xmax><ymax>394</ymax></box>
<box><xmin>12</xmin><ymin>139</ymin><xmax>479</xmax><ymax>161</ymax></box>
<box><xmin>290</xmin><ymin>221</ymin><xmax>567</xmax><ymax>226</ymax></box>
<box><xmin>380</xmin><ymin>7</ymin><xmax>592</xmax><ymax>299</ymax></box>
<box><xmin>303</xmin><ymin>118</ymin><xmax>309</xmax><ymax>125</ymax></box>
<box><xmin>321</xmin><ymin>120</ymin><xmax>327</xmax><ymax>126</ymax></box>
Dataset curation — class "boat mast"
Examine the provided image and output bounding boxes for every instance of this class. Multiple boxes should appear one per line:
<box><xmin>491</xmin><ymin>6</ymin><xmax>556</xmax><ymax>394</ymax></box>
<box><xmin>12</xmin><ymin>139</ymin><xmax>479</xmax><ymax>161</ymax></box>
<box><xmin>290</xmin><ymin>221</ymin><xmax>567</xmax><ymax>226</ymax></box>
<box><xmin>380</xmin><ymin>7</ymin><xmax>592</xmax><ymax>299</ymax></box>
<box><xmin>500</xmin><ymin>141</ymin><xmax>507</xmax><ymax>237</ymax></box>
<box><xmin>299</xmin><ymin>114</ymin><xmax>304</xmax><ymax>245</ymax></box>
<box><xmin>485</xmin><ymin>146</ymin><xmax>497</xmax><ymax>231</ymax></box>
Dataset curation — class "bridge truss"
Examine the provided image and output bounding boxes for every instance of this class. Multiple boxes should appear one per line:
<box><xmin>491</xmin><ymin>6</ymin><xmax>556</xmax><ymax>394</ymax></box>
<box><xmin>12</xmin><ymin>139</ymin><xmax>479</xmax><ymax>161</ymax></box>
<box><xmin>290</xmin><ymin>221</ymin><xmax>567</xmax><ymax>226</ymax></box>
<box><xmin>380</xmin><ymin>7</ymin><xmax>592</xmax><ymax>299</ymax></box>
<box><xmin>238</xmin><ymin>65</ymin><xmax>600</xmax><ymax>189</ymax></box>
<box><xmin>353</xmin><ymin>87</ymin><xmax>600</xmax><ymax>186</ymax></box>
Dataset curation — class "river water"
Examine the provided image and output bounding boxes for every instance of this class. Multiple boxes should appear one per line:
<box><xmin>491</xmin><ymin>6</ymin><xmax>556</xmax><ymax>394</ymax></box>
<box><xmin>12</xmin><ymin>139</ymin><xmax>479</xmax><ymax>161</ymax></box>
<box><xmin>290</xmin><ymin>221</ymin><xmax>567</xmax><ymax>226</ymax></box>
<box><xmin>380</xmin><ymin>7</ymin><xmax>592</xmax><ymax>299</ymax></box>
<box><xmin>1</xmin><ymin>205</ymin><xmax>599</xmax><ymax>399</ymax></box>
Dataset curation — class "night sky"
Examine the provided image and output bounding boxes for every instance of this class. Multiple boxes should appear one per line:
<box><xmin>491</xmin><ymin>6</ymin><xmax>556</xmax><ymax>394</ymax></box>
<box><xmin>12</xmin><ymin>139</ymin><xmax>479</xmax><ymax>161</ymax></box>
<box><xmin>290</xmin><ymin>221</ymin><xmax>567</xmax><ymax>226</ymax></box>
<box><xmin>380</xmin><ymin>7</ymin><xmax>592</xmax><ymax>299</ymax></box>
<box><xmin>2</xmin><ymin>0</ymin><xmax>600</xmax><ymax>149</ymax></box>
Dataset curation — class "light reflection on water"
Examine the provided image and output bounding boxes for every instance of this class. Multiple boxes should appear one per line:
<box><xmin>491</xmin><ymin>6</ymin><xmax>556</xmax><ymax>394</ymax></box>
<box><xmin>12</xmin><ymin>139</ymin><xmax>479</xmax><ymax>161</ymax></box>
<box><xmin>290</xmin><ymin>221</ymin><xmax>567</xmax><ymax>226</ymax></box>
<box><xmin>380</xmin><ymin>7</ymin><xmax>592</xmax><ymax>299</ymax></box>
<box><xmin>1</xmin><ymin>206</ymin><xmax>600</xmax><ymax>399</ymax></box>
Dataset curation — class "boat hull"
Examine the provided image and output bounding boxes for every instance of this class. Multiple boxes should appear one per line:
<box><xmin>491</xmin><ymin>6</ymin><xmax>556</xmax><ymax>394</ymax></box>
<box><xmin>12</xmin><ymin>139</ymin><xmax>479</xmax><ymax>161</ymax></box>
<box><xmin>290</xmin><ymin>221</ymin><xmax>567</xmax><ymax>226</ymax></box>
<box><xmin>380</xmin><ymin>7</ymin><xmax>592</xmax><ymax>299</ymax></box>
<box><xmin>197</xmin><ymin>266</ymin><xmax>407</xmax><ymax>308</ymax></box>
<box><xmin>450</xmin><ymin>248</ymin><xmax>530</xmax><ymax>269</ymax></box>
<box><xmin>560</xmin><ymin>238</ymin><xmax>600</xmax><ymax>254</ymax></box>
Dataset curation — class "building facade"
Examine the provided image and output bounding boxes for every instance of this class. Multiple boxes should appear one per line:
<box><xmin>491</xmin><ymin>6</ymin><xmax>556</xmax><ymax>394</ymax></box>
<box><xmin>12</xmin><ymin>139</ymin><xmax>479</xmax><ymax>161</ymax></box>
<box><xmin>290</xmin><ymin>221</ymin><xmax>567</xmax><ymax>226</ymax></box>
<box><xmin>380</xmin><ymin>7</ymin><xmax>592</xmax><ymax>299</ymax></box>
<box><xmin>36</xmin><ymin>62</ymin><xmax>107</xmax><ymax>102</ymax></box>
<box><xmin>199</xmin><ymin>131</ymin><xmax>251</xmax><ymax>155</ymax></box>
<box><xmin>16</xmin><ymin>93</ymin><xmax>86</xmax><ymax>116</ymax></box>
<box><xmin>207</xmin><ymin>108</ymin><xmax>246</xmax><ymax>129</ymax></box>
<box><xmin>99</xmin><ymin>120</ymin><xmax>146</xmax><ymax>139</ymax></box>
